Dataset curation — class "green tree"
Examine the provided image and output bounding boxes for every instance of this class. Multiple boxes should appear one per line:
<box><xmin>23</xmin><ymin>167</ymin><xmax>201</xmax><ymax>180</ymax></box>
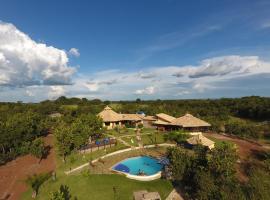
<box><xmin>25</xmin><ymin>172</ymin><xmax>51</xmax><ymax>198</ymax></box>
<box><xmin>164</xmin><ymin>130</ymin><xmax>189</xmax><ymax>144</ymax></box>
<box><xmin>54</xmin><ymin>123</ymin><xmax>74</xmax><ymax>162</ymax></box>
<box><xmin>50</xmin><ymin>185</ymin><xmax>73</xmax><ymax>200</ymax></box>
<box><xmin>54</xmin><ymin>114</ymin><xmax>102</xmax><ymax>162</ymax></box>
<box><xmin>208</xmin><ymin>143</ymin><xmax>237</xmax><ymax>181</ymax></box>
<box><xmin>167</xmin><ymin>147</ymin><xmax>194</xmax><ymax>181</ymax></box>
<box><xmin>30</xmin><ymin>138</ymin><xmax>46</xmax><ymax>163</ymax></box>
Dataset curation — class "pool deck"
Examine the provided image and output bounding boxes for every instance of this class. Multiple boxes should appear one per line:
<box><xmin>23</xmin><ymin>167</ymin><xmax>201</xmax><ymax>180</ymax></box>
<box><xmin>65</xmin><ymin>143</ymin><xmax>175</xmax><ymax>175</ymax></box>
<box><xmin>110</xmin><ymin>156</ymin><xmax>163</xmax><ymax>181</ymax></box>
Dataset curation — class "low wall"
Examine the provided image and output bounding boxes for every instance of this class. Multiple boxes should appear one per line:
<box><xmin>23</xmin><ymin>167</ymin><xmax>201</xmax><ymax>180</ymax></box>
<box><xmin>65</xmin><ymin>143</ymin><xmax>176</xmax><ymax>175</ymax></box>
<box><xmin>126</xmin><ymin>171</ymin><xmax>162</xmax><ymax>181</ymax></box>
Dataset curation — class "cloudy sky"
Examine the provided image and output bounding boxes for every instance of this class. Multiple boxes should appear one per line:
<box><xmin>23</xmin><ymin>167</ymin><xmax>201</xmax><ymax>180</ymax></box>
<box><xmin>0</xmin><ymin>0</ymin><xmax>270</xmax><ymax>102</ymax></box>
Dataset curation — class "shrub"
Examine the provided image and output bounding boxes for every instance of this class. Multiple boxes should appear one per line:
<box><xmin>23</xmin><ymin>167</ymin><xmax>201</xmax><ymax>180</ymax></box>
<box><xmin>25</xmin><ymin>172</ymin><xmax>51</xmax><ymax>198</ymax></box>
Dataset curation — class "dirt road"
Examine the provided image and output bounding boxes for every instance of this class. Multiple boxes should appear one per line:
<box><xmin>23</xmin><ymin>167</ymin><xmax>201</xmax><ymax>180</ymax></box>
<box><xmin>0</xmin><ymin>134</ymin><xmax>56</xmax><ymax>200</ymax></box>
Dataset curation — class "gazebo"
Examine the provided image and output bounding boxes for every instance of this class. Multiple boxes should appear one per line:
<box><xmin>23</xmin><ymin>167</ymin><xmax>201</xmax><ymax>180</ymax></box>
<box><xmin>97</xmin><ymin>106</ymin><xmax>123</xmax><ymax>129</ymax></box>
<box><xmin>186</xmin><ymin>134</ymin><xmax>215</xmax><ymax>149</ymax></box>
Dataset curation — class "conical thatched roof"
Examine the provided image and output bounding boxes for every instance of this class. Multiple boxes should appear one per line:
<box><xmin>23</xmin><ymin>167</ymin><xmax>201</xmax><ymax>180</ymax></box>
<box><xmin>171</xmin><ymin>113</ymin><xmax>211</xmax><ymax>128</ymax></box>
<box><xmin>156</xmin><ymin>113</ymin><xmax>176</xmax><ymax>123</ymax></box>
<box><xmin>97</xmin><ymin>106</ymin><xmax>122</xmax><ymax>122</ymax></box>
<box><xmin>187</xmin><ymin>134</ymin><xmax>215</xmax><ymax>149</ymax></box>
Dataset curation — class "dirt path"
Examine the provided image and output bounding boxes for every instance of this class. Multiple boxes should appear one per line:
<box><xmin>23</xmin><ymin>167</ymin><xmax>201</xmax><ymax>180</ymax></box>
<box><xmin>203</xmin><ymin>132</ymin><xmax>268</xmax><ymax>160</ymax></box>
<box><xmin>0</xmin><ymin>134</ymin><xmax>56</xmax><ymax>200</ymax></box>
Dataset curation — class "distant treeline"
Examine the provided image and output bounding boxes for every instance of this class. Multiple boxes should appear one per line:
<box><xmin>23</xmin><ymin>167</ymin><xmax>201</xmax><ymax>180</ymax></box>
<box><xmin>1</xmin><ymin>96</ymin><xmax>270</xmax><ymax>120</ymax></box>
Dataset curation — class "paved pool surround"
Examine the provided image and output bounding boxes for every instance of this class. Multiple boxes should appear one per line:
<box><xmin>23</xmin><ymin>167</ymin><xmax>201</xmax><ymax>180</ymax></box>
<box><xmin>111</xmin><ymin>156</ymin><xmax>163</xmax><ymax>181</ymax></box>
<box><xmin>65</xmin><ymin>144</ymin><xmax>176</xmax><ymax>175</ymax></box>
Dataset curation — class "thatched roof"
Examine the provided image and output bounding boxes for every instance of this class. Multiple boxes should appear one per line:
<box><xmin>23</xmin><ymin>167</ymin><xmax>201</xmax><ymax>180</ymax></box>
<box><xmin>143</xmin><ymin>115</ymin><xmax>156</xmax><ymax>121</ymax></box>
<box><xmin>97</xmin><ymin>106</ymin><xmax>122</xmax><ymax>122</ymax></box>
<box><xmin>153</xmin><ymin>120</ymin><xmax>170</xmax><ymax>125</ymax></box>
<box><xmin>156</xmin><ymin>113</ymin><xmax>176</xmax><ymax>123</ymax></box>
<box><xmin>187</xmin><ymin>134</ymin><xmax>215</xmax><ymax>148</ymax></box>
<box><xmin>171</xmin><ymin>113</ymin><xmax>211</xmax><ymax>128</ymax></box>
<box><xmin>121</xmin><ymin>114</ymin><xmax>142</xmax><ymax>121</ymax></box>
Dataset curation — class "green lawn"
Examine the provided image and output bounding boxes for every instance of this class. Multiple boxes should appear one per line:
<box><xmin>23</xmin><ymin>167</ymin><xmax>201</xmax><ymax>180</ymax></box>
<box><xmin>22</xmin><ymin>128</ymin><xmax>174</xmax><ymax>200</ymax></box>
<box><xmin>57</xmin><ymin>142</ymin><xmax>128</xmax><ymax>173</ymax></box>
<box><xmin>105</xmin><ymin>128</ymin><xmax>137</xmax><ymax>136</ymax></box>
<box><xmin>121</xmin><ymin>136</ymin><xmax>138</xmax><ymax>146</ymax></box>
<box><xmin>141</xmin><ymin>133</ymin><xmax>166</xmax><ymax>145</ymax></box>
<box><xmin>21</xmin><ymin>174</ymin><xmax>173</xmax><ymax>200</ymax></box>
<box><xmin>121</xmin><ymin>133</ymin><xmax>167</xmax><ymax>146</ymax></box>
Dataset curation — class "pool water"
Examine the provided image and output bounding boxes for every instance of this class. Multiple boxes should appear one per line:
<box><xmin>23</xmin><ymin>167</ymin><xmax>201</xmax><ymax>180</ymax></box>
<box><xmin>112</xmin><ymin>156</ymin><xmax>163</xmax><ymax>176</ymax></box>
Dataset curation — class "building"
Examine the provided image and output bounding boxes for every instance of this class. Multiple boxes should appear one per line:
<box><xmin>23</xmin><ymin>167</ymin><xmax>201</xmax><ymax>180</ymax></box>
<box><xmin>121</xmin><ymin>114</ymin><xmax>143</xmax><ymax>127</ymax></box>
<box><xmin>186</xmin><ymin>133</ymin><xmax>215</xmax><ymax>149</ymax></box>
<box><xmin>141</xmin><ymin>115</ymin><xmax>156</xmax><ymax>128</ymax></box>
<box><xmin>97</xmin><ymin>106</ymin><xmax>142</xmax><ymax>129</ymax></box>
<box><xmin>170</xmin><ymin>113</ymin><xmax>211</xmax><ymax>132</ymax></box>
<box><xmin>153</xmin><ymin>113</ymin><xmax>176</xmax><ymax>131</ymax></box>
<box><xmin>153</xmin><ymin>113</ymin><xmax>211</xmax><ymax>132</ymax></box>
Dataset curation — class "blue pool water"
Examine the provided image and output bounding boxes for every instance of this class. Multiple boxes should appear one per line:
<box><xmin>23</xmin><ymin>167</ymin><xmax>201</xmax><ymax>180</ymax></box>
<box><xmin>113</xmin><ymin>156</ymin><xmax>163</xmax><ymax>176</ymax></box>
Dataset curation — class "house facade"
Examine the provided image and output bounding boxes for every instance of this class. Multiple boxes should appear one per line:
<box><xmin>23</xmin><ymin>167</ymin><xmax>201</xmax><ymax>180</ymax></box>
<box><xmin>153</xmin><ymin>113</ymin><xmax>211</xmax><ymax>132</ymax></box>
<box><xmin>97</xmin><ymin>106</ymin><xmax>142</xmax><ymax>129</ymax></box>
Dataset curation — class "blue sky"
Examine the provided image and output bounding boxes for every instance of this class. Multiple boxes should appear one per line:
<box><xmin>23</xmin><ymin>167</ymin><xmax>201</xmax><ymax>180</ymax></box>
<box><xmin>0</xmin><ymin>0</ymin><xmax>270</xmax><ymax>102</ymax></box>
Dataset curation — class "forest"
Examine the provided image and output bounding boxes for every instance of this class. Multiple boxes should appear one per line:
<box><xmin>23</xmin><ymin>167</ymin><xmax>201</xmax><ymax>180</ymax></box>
<box><xmin>0</xmin><ymin>96</ymin><xmax>269</xmax><ymax>164</ymax></box>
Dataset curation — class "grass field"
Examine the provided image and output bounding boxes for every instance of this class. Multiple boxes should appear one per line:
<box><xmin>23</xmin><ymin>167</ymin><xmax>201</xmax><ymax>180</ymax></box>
<box><xmin>22</xmin><ymin>127</ymin><xmax>174</xmax><ymax>200</ymax></box>
<box><xmin>21</xmin><ymin>174</ymin><xmax>173</xmax><ymax>200</ymax></box>
<box><xmin>57</xmin><ymin>142</ymin><xmax>128</xmax><ymax>173</ymax></box>
<box><xmin>121</xmin><ymin>132</ymin><xmax>167</xmax><ymax>146</ymax></box>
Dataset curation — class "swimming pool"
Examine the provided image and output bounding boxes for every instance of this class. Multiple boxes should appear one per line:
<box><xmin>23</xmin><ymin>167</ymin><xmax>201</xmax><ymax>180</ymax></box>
<box><xmin>112</xmin><ymin>156</ymin><xmax>163</xmax><ymax>177</ymax></box>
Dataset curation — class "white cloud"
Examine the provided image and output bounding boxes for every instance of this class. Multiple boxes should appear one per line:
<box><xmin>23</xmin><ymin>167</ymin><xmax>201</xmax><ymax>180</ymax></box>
<box><xmin>135</xmin><ymin>86</ymin><xmax>155</xmax><ymax>95</ymax></box>
<box><xmin>1</xmin><ymin>53</ymin><xmax>270</xmax><ymax>102</ymax></box>
<box><xmin>173</xmin><ymin>55</ymin><xmax>270</xmax><ymax>79</ymax></box>
<box><xmin>48</xmin><ymin>86</ymin><xmax>65</xmax><ymax>99</ymax></box>
<box><xmin>69</xmin><ymin>48</ymin><xmax>80</xmax><ymax>57</ymax></box>
<box><xmin>0</xmin><ymin>22</ymin><xmax>76</xmax><ymax>87</ymax></box>
<box><xmin>70</xmin><ymin>55</ymin><xmax>270</xmax><ymax>100</ymax></box>
<box><xmin>26</xmin><ymin>89</ymin><xmax>34</xmax><ymax>97</ymax></box>
<box><xmin>84</xmin><ymin>81</ymin><xmax>99</xmax><ymax>92</ymax></box>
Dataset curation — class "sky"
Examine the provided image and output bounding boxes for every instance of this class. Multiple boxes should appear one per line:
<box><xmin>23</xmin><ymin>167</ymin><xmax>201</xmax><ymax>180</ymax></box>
<box><xmin>0</xmin><ymin>0</ymin><xmax>270</xmax><ymax>102</ymax></box>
